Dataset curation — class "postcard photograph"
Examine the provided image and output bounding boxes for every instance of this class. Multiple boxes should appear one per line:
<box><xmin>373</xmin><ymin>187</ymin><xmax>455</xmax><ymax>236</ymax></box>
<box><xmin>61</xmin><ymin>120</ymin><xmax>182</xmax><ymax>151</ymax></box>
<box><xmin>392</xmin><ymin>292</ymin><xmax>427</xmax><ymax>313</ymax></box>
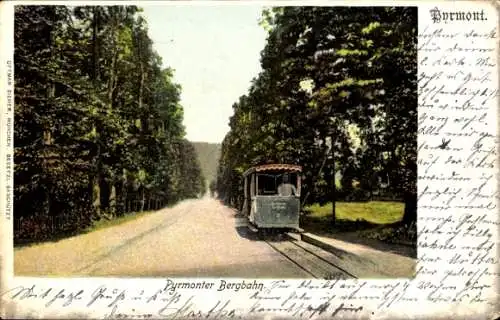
<box><xmin>12</xmin><ymin>4</ymin><xmax>417</xmax><ymax>280</ymax></box>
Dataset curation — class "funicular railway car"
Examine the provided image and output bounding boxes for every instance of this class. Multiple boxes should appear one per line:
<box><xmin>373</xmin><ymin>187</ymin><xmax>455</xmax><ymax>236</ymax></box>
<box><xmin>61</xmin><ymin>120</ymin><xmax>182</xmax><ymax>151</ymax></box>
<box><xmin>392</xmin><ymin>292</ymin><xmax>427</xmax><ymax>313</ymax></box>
<box><xmin>241</xmin><ymin>164</ymin><xmax>303</xmax><ymax>235</ymax></box>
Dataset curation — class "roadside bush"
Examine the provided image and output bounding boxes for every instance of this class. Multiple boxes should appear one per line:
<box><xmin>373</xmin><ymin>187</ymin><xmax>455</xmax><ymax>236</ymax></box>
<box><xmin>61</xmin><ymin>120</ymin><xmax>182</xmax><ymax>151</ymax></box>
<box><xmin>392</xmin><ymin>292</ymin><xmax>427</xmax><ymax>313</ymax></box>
<box><xmin>14</xmin><ymin>207</ymin><xmax>94</xmax><ymax>245</ymax></box>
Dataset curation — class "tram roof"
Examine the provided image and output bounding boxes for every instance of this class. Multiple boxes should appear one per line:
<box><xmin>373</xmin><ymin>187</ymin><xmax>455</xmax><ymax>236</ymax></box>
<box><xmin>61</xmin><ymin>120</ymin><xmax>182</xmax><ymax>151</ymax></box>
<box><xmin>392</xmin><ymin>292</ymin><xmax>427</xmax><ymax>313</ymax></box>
<box><xmin>242</xmin><ymin>164</ymin><xmax>302</xmax><ymax>177</ymax></box>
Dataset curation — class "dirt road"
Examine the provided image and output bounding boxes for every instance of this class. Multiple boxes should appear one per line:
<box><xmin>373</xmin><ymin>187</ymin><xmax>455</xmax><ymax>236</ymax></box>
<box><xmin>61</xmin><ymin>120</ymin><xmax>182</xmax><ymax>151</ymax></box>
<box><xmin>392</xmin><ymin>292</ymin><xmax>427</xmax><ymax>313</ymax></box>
<box><xmin>14</xmin><ymin>197</ymin><xmax>313</xmax><ymax>278</ymax></box>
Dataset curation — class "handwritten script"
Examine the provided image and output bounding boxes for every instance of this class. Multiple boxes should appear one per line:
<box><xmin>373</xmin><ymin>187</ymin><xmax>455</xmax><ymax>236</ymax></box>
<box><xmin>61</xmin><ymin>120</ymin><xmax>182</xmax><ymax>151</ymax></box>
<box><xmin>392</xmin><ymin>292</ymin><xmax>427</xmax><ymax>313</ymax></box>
<box><xmin>1</xmin><ymin>280</ymin><xmax>373</xmax><ymax>319</ymax></box>
<box><xmin>416</xmin><ymin>5</ymin><xmax>498</xmax><ymax>316</ymax></box>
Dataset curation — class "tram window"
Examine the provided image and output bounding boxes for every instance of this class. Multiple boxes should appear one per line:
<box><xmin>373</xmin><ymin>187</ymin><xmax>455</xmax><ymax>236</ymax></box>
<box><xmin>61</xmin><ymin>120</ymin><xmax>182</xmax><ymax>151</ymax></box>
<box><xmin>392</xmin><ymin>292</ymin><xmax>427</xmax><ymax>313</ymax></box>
<box><xmin>277</xmin><ymin>173</ymin><xmax>298</xmax><ymax>186</ymax></box>
<box><xmin>257</xmin><ymin>174</ymin><xmax>278</xmax><ymax>195</ymax></box>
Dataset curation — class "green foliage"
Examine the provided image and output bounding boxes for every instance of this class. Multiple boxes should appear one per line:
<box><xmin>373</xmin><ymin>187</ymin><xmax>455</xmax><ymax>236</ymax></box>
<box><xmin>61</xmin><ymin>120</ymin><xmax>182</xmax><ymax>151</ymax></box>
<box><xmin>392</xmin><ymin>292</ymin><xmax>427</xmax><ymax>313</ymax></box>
<box><xmin>192</xmin><ymin>142</ymin><xmax>221</xmax><ymax>186</ymax></box>
<box><xmin>14</xmin><ymin>5</ymin><xmax>204</xmax><ymax>244</ymax></box>
<box><xmin>216</xmin><ymin>7</ymin><xmax>417</xmax><ymax>223</ymax></box>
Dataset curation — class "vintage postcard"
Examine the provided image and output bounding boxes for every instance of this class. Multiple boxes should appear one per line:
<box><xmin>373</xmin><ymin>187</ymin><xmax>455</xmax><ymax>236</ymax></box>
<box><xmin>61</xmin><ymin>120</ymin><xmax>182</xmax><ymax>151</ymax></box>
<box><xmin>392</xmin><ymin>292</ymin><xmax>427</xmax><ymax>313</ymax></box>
<box><xmin>0</xmin><ymin>0</ymin><xmax>498</xmax><ymax>319</ymax></box>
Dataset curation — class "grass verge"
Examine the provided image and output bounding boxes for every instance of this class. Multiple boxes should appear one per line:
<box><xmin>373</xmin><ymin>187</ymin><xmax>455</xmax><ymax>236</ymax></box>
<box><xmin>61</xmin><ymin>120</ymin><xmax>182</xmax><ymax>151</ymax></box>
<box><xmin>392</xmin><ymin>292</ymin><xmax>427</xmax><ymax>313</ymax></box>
<box><xmin>87</xmin><ymin>210</ymin><xmax>155</xmax><ymax>233</ymax></box>
<box><xmin>301</xmin><ymin>201</ymin><xmax>416</xmax><ymax>247</ymax></box>
<box><xmin>14</xmin><ymin>210</ymin><xmax>157</xmax><ymax>249</ymax></box>
<box><xmin>305</xmin><ymin>201</ymin><xmax>404</xmax><ymax>225</ymax></box>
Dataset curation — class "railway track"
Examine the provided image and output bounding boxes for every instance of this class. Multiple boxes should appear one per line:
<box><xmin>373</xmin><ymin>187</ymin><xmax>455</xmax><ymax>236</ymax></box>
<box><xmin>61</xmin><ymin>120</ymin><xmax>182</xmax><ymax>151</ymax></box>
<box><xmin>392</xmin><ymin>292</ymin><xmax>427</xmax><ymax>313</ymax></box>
<box><xmin>263</xmin><ymin>233</ymin><xmax>357</xmax><ymax>280</ymax></box>
<box><xmin>236</xmin><ymin>215</ymin><xmax>356</xmax><ymax>279</ymax></box>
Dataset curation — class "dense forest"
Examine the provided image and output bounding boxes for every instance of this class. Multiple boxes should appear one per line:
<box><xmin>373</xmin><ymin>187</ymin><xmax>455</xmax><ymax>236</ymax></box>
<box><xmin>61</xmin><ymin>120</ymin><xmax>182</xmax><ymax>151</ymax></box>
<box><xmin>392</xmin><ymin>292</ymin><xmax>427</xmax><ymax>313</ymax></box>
<box><xmin>216</xmin><ymin>7</ymin><xmax>417</xmax><ymax>225</ymax></box>
<box><xmin>14</xmin><ymin>6</ymin><xmax>205</xmax><ymax>244</ymax></box>
<box><xmin>192</xmin><ymin>142</ymin><xmax>221</xmax><ymax>190</ymax></box>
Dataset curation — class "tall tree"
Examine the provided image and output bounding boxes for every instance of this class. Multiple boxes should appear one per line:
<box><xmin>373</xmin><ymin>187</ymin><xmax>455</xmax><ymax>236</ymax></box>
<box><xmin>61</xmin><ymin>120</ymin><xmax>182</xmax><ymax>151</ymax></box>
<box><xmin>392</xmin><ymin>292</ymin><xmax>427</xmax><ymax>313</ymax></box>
<box><xmin>216</xmin><ymin>6</ymin><xmax>417</xmax><ymax>226</ymax></box>
<box><xmin>14</xmin><ymin>5</ymin><xmax>205</xmax><ymax>243</ymax></box>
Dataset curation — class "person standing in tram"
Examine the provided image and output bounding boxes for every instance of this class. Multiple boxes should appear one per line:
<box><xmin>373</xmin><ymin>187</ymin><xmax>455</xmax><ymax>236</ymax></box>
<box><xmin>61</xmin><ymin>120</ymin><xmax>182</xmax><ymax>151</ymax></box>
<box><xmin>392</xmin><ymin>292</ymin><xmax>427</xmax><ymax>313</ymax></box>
<box><xmin>277</xmin><ymin>173</ymin><xmax>297</xmax><ymax>196</ymax></box>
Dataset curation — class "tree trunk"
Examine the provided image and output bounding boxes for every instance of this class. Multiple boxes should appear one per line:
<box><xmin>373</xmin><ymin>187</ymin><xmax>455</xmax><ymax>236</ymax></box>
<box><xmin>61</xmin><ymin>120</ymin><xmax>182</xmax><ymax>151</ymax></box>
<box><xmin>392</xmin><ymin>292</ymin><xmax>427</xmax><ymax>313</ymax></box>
<box><xmin>402</xmin><ymin>191</ymin><xmax>417</xmax><ymax>226</ymax></box>
<box><xmin>114</xmin><ymin>180</ymin><xmax>124</xmax><ymax>216</ymax></box>
<box><xmin>91</xmin><ymin>7</ymin><xmax>101</xmax><ymax>216</ymax></box>
<box><xmin>138</xmin><ymin>38</ymin><xmax>145</xmax><ymax>130</ymax></box>
<box><xmin>109</xmin><ymin>181</ymin><xmax>116</xmax><ymax>216</ymax></box>
<box><xmin>108</xmin><ymin>45</ymin><xmax>118</xmax><ymax>102</ymax></box>
<box><xmin>99</xmin><ymin>175</ymin><xmax>110</xmax><ymax>213</ymax></box>
<box><xmin>330</xmin><ymin>134</ymin><xmax>336</xmax><ymax>226</ymax></box>
<box><xmin>92</xmin><ymin>7</ymin><xmax>99</xmax><ymax>81</ymax></box>
<box><xmin>140</xmin><ymin>188</ymin><xmax>145</xmax><ymax>212</ymax></box>
<box><xmin>301</xmin><ymin>137</ymin><xmax>330</xmax><ymax>207</ymax></box>
<box><xmin>92</xmin><ymin>175</ymin><xmax>101</xmax><ymax>215</ymax></box>
<box><xmin>122</xmin><ymin>170</ymin><xmax>128</xmax><ymax>214</ymax></box>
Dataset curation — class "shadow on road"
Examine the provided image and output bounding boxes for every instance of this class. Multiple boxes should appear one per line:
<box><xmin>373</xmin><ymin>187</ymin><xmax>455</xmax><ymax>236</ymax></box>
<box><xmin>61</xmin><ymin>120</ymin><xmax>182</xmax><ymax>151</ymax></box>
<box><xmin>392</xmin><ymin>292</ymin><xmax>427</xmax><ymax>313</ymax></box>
<box><xmin>235</xmin><ymin>224</ymin><xmax>296</xmax><ymax>243</ymax></box>
<box><xmin>318</xmin><ymin>232</ymin><xmax>417</xmax><ymax>259</ymax></box>
<box><xmin>235</xmin><ymin>226</ymin><xmax>260</xmax><ymax>241</ymax></box>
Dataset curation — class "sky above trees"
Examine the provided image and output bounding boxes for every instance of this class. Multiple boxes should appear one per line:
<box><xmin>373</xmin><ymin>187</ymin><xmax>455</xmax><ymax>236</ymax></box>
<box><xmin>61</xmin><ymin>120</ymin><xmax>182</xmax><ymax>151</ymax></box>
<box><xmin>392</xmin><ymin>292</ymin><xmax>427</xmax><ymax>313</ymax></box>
<box><xmin>142</xmin><ymin>5</ymin><xmax>267</xmax><ymax>143</ymax></box>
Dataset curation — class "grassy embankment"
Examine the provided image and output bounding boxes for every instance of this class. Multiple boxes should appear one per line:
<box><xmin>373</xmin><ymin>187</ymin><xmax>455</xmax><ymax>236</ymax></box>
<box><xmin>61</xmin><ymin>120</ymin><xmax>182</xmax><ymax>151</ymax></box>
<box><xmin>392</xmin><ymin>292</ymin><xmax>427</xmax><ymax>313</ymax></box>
<box><xmin>89</xmin><ymin>210</ymin><xmax>155</xmax><ymax>232</ymax></box>
<box><xmin>14</xmin><ymin>210</ymin><xmax>156</xmax><ymax>249</ymax></box>
<box><xmin>302</xmin><ymin>201</ymin><xmax>416</xmax><ymax>246</ymax></box>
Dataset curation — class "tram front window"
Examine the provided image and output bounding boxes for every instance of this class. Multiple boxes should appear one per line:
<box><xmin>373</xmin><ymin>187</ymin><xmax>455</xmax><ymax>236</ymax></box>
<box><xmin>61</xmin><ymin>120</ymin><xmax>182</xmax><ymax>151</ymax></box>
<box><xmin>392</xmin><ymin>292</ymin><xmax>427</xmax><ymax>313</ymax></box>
<box><xmin>257</xmin><ymin>174</ymin><xmax>277</xmax><ymax>195</ymax></box>
<box><xmin>257</xmin><ymin>172</ymin><xmax>299</xmax><ymax>196</ymax></box>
